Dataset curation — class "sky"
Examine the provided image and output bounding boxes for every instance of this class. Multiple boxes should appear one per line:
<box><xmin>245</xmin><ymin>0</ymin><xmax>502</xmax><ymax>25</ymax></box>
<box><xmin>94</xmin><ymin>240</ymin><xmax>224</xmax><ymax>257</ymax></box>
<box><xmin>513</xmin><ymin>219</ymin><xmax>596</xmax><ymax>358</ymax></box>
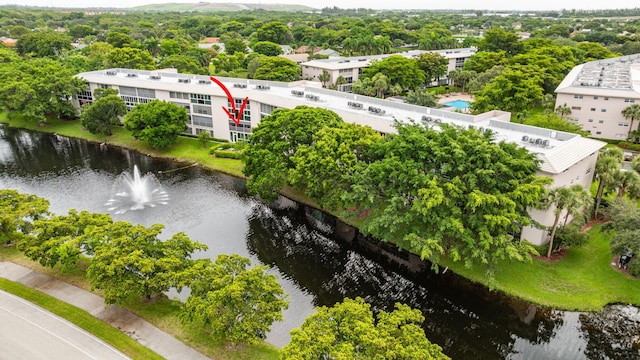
<box><xmin>0</xmin><ymin>0</ymin><xmax>636</xmax><ymax>11</ymax></box>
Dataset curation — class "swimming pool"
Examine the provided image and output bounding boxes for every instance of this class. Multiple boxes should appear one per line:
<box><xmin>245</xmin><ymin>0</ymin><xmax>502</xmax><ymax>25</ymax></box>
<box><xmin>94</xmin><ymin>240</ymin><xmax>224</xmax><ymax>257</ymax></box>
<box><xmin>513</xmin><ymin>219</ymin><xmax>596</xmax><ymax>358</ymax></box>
<box><xmin>443</xmin><ymin>99</ymin><xmax>470</xmax><ymax>110</ymax></box>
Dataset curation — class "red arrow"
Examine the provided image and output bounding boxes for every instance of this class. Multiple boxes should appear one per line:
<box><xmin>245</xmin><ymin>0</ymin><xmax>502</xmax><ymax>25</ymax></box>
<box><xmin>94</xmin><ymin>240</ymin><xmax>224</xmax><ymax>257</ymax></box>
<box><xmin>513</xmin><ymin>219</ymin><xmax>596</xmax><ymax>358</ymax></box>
<box><xmin>210</xmin><ymin>76</ymin><xmax>249</xmax><ymax>126</ymax></box>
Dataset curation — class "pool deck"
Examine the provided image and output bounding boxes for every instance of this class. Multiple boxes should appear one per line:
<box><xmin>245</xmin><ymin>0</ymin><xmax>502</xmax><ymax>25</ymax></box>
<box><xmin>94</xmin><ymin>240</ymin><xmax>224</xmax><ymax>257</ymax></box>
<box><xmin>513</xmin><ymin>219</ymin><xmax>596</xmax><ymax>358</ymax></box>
<box><xmin>437</xmin><ymin>92</ymin><xmax>474</xmax><ymax>113</ymax></box>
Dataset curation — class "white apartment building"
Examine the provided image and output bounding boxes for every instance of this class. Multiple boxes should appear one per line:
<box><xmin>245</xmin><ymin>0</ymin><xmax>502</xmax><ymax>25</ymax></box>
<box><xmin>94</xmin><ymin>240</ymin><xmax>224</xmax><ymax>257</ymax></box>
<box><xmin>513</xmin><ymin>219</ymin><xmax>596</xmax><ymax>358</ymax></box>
<box><xmin>555</xmin><ymin>54</ymin><xmax>640</xmax><ymax>140</ymax></box>
<box><xmin>300</xmin><ymin>47</ymin><xmax>477</xmax><ymax>92</ymax></box>
<box><xmin>75</xmin><ymin>68</ymin><xmax>606</xmax><ymax>245</ymax></box>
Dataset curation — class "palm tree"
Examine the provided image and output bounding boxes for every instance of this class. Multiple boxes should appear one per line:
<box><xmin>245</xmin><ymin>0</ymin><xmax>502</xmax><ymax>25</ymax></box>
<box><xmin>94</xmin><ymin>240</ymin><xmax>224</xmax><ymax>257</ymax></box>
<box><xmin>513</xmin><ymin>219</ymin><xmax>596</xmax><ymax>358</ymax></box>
<box><xmin>594</xmin><ymin>148</ymin><xmax>624</xmax><ymax>218</ymax></box>
<box><xmin>543</xmin><ymin>187</ymin><xmax>573</xmax><ymax>258</ymax></box>
<box><xmin>555</xmin><ymin>103</ymin><xmax>571</xmax><ymax>119</ymax></box>
<box><xmin>613</xmin><ymin>169</ymin><xmax>640</xmax><ymax>199</ymax></box>
<box><xmin>622</xmin><ymin>104</ymin><xmax>640</xmax><ymax>133</ymax></box>
<box><xmin>562</xmin><ymin>184</ymin><xmax>592</xmax><ymax>226</ymax></box>
<box><xmin>372</xmin><ymin>73</ymin><xmax>389</xmax><ymax>99</ymax></box>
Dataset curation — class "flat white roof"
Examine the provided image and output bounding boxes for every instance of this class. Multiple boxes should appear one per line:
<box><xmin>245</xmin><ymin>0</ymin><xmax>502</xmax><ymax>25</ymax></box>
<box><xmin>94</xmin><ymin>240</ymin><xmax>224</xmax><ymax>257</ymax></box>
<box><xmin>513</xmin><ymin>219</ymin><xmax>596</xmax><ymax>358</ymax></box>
<box><xmin>78</xmin><ymin>68</ymin><xmax>606</xmax><ymax>175</ymax></box>
<box><xmin>301</xmin><ymin>48</ymin><xmax>477</xmax><ymax>70</ymax></box>
<box><xmin>556</xmin><ymin>53</ymin><xmax>640</xmax><ymax>98</ymax></box>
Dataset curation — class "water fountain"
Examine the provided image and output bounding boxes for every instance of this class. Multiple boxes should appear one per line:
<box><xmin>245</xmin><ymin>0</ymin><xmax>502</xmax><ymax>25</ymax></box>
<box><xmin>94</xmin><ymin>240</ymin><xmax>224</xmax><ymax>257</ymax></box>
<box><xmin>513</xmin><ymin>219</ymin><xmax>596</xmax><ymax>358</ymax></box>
<box><xmin>104</xmin><ymin>165</ymin><xmax>169</xmax><ymax>214</ymax></box>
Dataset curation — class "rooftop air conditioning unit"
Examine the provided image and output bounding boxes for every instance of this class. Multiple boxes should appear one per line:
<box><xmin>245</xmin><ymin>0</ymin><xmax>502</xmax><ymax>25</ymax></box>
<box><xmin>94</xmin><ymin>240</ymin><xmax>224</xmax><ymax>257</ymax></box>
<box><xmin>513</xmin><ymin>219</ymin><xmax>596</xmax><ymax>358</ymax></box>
<box><xmin>198</xmin><ymin>79</ymin><xmax>211</xmax><ymax>84</ymax></box>
<box><xmin>178</xmin><ymin>78</ymin><xmax>191</xmax><ymax>83</ymax></box>
<box><xmin>126</xmin><ymin>73</ymin><xmax>137</xmax><ymax>77</ymax></box>
<box><xmin>150</xmin><ymin>75</ymin><xmax>161</xmax><ymax>80</ymax></box>
<box><xmin>106</xmin><ymin>70</ymin><xmax>116</xmax><ymax>75</ymax></box>
<box><xmin>522</xmin><ymin>135</ymin><xmax>529</xmax><ymax>142</ymax></box>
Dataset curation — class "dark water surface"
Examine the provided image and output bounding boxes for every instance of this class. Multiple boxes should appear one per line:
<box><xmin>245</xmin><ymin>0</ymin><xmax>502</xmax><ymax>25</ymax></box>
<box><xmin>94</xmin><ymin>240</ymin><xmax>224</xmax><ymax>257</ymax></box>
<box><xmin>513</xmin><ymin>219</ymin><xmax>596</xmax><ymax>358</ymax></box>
<box><xmin>1</xmin><ymin>125</ymin><xmax>638</xmax><ymax>360</ymax></box>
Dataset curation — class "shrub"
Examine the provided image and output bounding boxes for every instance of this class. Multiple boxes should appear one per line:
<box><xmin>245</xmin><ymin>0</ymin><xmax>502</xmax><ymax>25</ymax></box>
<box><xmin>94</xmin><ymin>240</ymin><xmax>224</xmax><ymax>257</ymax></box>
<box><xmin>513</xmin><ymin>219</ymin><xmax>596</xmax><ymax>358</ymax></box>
<box><xmin>213</xmin><ymin>149</ymin><xmax>242</xmax><ymax>159</ymax></box>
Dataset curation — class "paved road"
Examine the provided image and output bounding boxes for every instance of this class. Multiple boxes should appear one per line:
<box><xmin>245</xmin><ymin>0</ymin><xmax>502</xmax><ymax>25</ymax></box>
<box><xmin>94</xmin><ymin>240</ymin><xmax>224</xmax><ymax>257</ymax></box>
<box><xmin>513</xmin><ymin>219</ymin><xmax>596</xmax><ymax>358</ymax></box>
<box><xmin>0</xmin><ymin>290</ymin><xmax>130</xmax><ymax>360</ymax></box>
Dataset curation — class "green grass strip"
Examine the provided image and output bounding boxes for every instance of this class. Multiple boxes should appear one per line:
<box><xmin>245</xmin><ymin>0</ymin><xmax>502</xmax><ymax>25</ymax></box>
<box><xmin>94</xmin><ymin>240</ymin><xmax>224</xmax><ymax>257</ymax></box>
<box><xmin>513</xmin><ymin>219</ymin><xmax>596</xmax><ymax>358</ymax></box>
<box><xmin>442</xmin><ymin>225</ymin><xmax>640</xmax><ymax>311</ymax></box>
<box><xmin>0</xmin><ymin>278</ymin><xmax>164</xmax><ymax>360</ymax></box>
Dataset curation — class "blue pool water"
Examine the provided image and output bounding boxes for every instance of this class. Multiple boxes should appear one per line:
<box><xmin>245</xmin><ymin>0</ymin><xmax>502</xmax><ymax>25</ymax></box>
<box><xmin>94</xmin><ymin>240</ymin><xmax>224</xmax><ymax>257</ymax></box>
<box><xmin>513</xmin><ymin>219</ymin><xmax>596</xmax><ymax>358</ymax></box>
<box><xmin>443</xmin><ymin>99</ymin><xmax>470</xmax><ymax>110</ymax></box>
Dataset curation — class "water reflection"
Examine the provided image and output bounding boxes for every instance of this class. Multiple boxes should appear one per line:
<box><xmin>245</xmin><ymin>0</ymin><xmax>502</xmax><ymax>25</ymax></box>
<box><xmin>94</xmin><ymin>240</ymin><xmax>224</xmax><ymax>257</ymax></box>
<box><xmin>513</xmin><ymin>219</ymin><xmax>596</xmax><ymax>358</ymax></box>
<box><xmin>1</xmin><ymin>124</ymin><xmax>639</xmax><ymax>359</ymax></box>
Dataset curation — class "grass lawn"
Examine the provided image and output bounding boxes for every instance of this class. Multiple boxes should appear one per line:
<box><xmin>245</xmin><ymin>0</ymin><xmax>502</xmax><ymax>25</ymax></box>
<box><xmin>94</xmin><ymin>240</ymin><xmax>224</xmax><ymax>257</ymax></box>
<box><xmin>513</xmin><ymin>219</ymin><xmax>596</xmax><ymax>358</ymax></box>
<box><xmin>0</xmin><ymin>278</ymin><xmax>164</xmax><ymax>360</ymax></box>
<box><xmin>443</xmin><ymin>224</ymin><xmax>639</xmax><ymax>311</ymax></box>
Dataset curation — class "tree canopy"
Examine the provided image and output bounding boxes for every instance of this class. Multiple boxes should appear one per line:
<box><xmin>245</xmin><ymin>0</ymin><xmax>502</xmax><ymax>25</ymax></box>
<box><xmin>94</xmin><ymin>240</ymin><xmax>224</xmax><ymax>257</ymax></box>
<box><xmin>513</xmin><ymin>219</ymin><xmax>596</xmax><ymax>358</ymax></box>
<box><xmin>251</xmin><ymin>57</ymin><xmax>300</xmax><ymax>81</ymax></box>
<box><xmin>123</xmin><ymin>100</ymin><xmax>188</xmax><ymax>149</ymax></box>
<box><xmin>346</xmin><ymin>123</ymin><xmax>550</xmax><ymax>271</ymax></box>
<box><xmin>181</xmin><ymin>254</ymin><xmax>288</xmax><ymax>345</ymax></box>
<box><xmin>243</xmin><ymin>106</ymin><xmax>343</xmax><ymax>201</ymax></box>
<box><xmin>364</xmin><ymin>55</ymin><xmax>425</xmax><ymax>91</ymax></box>
<box><xmin>80</xmin><ymin>91</ymin><xmax>126</xmax><ymax>135</ymax></box>
<box><xmin>282</xmin><ymin>297</ymin><xmax>449</xmax><ymax>360</ymax></box>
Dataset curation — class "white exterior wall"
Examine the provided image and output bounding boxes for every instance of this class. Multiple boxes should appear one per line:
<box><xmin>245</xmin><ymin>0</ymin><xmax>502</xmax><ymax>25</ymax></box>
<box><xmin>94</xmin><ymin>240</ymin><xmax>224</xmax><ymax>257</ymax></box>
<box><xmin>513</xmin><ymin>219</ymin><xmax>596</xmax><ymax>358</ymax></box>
<box><xmin>557</xmin><ymin>93</ymin><xmax>640</xmax><ymax>140</ymax></box>
<box><xmin>522</xmin><ymin>150</ymin><xmax>599</xmax><ymax>245</ymax></box>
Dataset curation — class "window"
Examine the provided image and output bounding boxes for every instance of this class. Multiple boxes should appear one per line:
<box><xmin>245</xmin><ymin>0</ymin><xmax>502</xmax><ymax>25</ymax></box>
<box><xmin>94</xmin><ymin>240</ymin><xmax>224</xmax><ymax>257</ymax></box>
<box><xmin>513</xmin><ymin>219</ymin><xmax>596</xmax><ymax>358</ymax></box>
<box><xmin>190</xmin><ymin>93</ymin><xmax>211</xmax><ymax>105</ymax></box>
<box><xmin>604</xmin><ymin>97</ymin><xmax>609</xmax><ymax>100</ymax></box>
<box><xmin>590</xmin><ymin>108</ymin><xmax>596</xmax><ymax>111</ymax></box>
<box><xmin>192</xmin><ymin>115</ymin><xmax>213</xmax><ymax>127</ymax></box>
<box><xmin>170</xmin><ymin>91</ymin><xmax>189</xmax><ymax>100</ymax></box>
<box><xmin>192</xmin><ymin>104</ymin><xmax>212</xmax><ymax>115</ymax></box>
<box><xmin>230</xmin><ymin>131</ymin><xmax>250</xmax><ymax>142</ymax></box>
<box><xmin>172</xmin><ymin>102</ymin><xmax>190</xmax><ymax>113</ymax></box>
<box><xmin>619</xmin><ymin>122</ymin><xmax>630</xmax><ymax>127</ymax></box>
<box><xmin>601</xmin><ymin>109</ymin><xmax>606</xmax><ymax>112</ymax></box>
<box><xmin>119</xmin><ymin>86</ymin><xmax>136</xmax><ymax>96</ymax></box>
<box><xmin>574</xmin><ymin>94</ymin><xmax>583</xmax><ymax>99</ymax></box>
<box><xmin>260</xmin><ymin>103</ymin><xmax>277</xmax><ymax>115</ymax></box>
<box><xmin>227</xmin><ymin>98</ymin><xmax>250</xmax><ymax>121</ymax></box>
<box><xmin>598</xmin><ymin>120</ymin><xmax>604</xmax><ymax>124</ymax></box>
<box><xmin>625</xmin><ymin>98</ymin><xmax>636</xmax><ymax>103</ymax></box>
<box><xmin>571</xmin><ymin>106</ymin><xmax>581</xmax><ymax>110</ymax></box>
<box><xmin>588</xmin><ymin>119</ymin><xmax>594</xmax><ymax>123</ymax></box>
<box><xmin>596</xmin><ymin>131</ymin><xmax>602</xmax><ymax>135</ymax></box>
<box><xmin>137</xmin><ymin>88</ymin><xmax>156</xmax><ymax>99</ymax></box>
<box><xmin>77</xmin><ymin>90</ymin><xmax>92</xmax><ymax>102</ymax></box>
<box><xmin>585</xmin><ymin>168</ymin><xmax>591</xmax><ymax>174</ymax></box>
<box><xmin>593</xmin><ymin>96</ymin><xmax>598</xmax><ymax>100</ymax></box>
<box><xmin>97</xmin><ymin>84</ymin><xmax>110</xmax><ymax>89</ymax></box>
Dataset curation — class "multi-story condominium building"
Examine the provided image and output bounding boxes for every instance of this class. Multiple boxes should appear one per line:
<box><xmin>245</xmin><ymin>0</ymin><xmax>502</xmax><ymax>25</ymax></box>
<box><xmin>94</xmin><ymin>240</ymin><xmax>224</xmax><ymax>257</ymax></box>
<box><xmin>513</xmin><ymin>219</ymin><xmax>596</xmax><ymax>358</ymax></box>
<box><xmin>75</xmin><ymin>68</ymin><xmax>606</xmax><ymax>245</ymax></box>
<box><xmin>300</xmin><ymin>47</ymin><xmax>477</xmax><ymax>92</ymax></box>
<box><xmin>555</xmin><ymin>54</ymin><xmax>640</xmax><ymax>140</ymax></box>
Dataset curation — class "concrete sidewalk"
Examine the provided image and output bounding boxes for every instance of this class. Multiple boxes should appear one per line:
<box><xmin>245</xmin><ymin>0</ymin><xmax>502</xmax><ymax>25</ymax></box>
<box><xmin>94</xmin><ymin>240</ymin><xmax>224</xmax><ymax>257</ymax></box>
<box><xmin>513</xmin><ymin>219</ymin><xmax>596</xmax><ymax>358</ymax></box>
<box><xmin>0</xmin><ymin>261</ymin><xmax>210</xmax><ymax>360</ymax></box>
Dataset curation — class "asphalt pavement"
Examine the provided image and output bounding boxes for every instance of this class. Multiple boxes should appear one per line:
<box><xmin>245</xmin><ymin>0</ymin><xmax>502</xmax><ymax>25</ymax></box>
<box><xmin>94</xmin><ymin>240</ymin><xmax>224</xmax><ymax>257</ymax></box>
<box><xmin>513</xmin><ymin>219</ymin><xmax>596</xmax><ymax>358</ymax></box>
<box><xmin>0</xmin><ymin>261</ymin><xmax>210</xmax><ymax>360</ymax></box>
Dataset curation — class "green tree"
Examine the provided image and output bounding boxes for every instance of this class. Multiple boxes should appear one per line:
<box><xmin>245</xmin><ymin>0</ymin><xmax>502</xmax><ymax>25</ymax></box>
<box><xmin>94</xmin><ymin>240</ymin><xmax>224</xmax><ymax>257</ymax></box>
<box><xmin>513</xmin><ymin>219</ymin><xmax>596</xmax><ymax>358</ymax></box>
<box><xmin>224</xmin><ymin>38</ymin><xmax>247</xmax><ymax>54</ymax></box>
<box><xmin>471</xmin><ymin>65</ymin><xmax>544</xmax><ymax>114</ymax></box>
<box><xmin>158</xmin><ymin>54</ymin><xmax>208</xmax><ymax>75</ymax></box>
<box><xmin>289</xmin><ymin>123</ymin><xmax>382</xmax><ymax>210</ymax></box>
<box><xmin>251</xmin><ymin>41</ymin><xmax>283</xmax><ymax>56</ymax></box>
<box><xmin>522</xmin><ymin>113</ymin><xmax>588</xmax><ymax>136</ymax></box>
<box><xmin>463</xmin><ymin>51</ymin><xmax>509</xmax><ymax>73</ymax></box>
<box><xmin>605</xmin><ymin>198</ymin><xmax>640</xmax><ymax>275</ymax></box>
<box><xmin>243</xmin><ymin>106</ymin><xmax>343</xmax><ymax>201</ymax></box>
<box><xmin>181</xmin><ymin>254</ymin><xmax>288</xmax><ymax>345</ymax></box>
<box><xmin>80</xmin><ymin>93</ymin><xmax>126</xmax><ymax>136</ymax></box>
<box><xmin>282</xmin><ymin>297</ymin><xmax>449</xmax><ymax>360</ymax></box>
<box><xmin>106</xmin><ymin>31</ymin><xmax>138</xmax><ymax>48</ymax></box>
<box><xmin>123</xmin><ymin>100</ymin><xmax>188</xmax><ymax>149</ymax></box>
<box><xmin>594</xmin><ymin>148</ymin><xmax>624</xmax><ymax>218</ymax></box>
<box><xmin>0</xmin><ymin>58</ymin><xmax>86</xmax><ymax>123</ymax></box>
<box><xmin>87</xmin><ymin>222</ymin><xmax>207</xmax><ymax>305</ymax></box>
<box><xmin>105</xmin><ymin>47</ymin><xmax>155</xmax><ymax>70</ymax></box>
<box><xmin>347</xmin><ymin>123</ymin><xmax>549</xmax><ymax>272</ymax></box>
<box><xmin>478</xmin><ymin>28</ymin><xmax>524</xmax><ymax>56</ymax></box>
<box><xmin>404</xmin><ymin>89</ymin><xmax>438</xmax><ymax>107</ymax></box>
<box><xmin>555</xmin><ymin>103</ymin><xmax>572</xmax><ymax>119</ymax></box>
<box><xmin>612</xmin><ymin>169</ymin><xmax>640</xmax><ymax>199</ymax></box>
<box><xmin>68</xmin><ymin>24</ymin><xmax>95</xmax><ymax>40</ymax></box>
<box><xmin>318</xmin><ymin>69</ymin><xmax>331</xmax><ymax>88</ymax></box>
<box><xmin>252</xmin><ymin>57</ymin><xmax>300</xmax><ymax>82</ymax></box>
<box><xmin>0</xmin><ymin>190</ymin><xmax>50</xmax><ymax>245</ymax></box>
<box><xmin>16</xmin><ymin>31</ymin><xmax>72</xmax><ymax>58</ymax></box>
<box><xmin>540</xmin><ymin>185</ymin><xmax>590</xmax><ymax>258</ymax></box>
<box><xmin>18</xmin><ymin>210</ymin><xmax>113</xmax><ymax>270</ymax></box>
<box><xmin>256</xmin><ymin>21</ymin><xmax>293</xmax><ymax>44</ymax></box>
<box><xmin>365</xmin><ymin>55</ymin><xmax>425</xmax><ymax>91</ymax></box>
<box><xmin>622</xmin><ymin>104</ymin><xmax>640</xmax><ymax>134</ymax></box>
<box><xmin>197</xmin><ymin>130</ymin><xmax>211</xmax><ymax>148</ymax></box>
<box><xmin>447</xmin><ymin>69</ymin><xmax>477</xmax><ymax>93</ymax></box>
<box><xmin>467</xmin><ymin>65</ymin><xmax>506</xmax><ymax>93</ymax></box>
<box><xmin>416</xmin><ymin>52</ymin><xmax>448</xmax><ymax>85</ymax></box>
